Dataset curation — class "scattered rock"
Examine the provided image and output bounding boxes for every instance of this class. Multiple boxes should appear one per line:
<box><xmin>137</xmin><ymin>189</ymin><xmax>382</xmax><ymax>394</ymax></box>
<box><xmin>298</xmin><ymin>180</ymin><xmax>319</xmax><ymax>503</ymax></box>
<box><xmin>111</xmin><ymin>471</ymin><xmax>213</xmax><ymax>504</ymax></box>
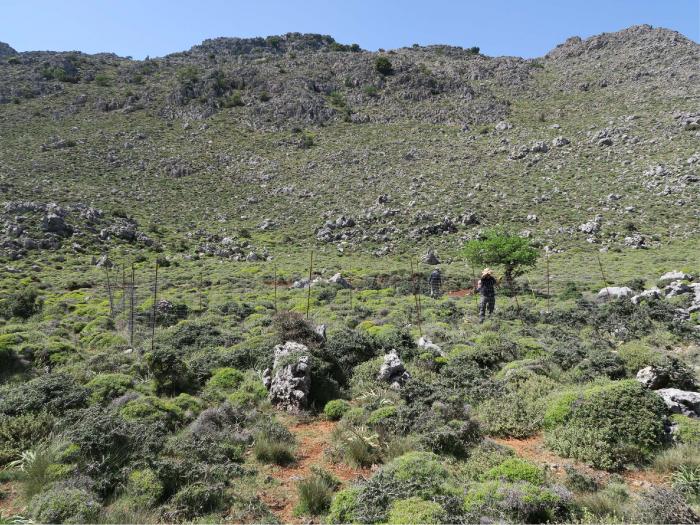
<box><xmin>328</xmin><ymin>273</ymin><xmax>351</xmax><ymax>288</ymax></box>
<box><xmin>377</xmin><ymin>350</ymin><xmax>411</xmax><ymax>389</ymax></box>
<box><xmin>631</xmin><ymin>288</ymin><xmax>660</xmax><ymax>305</ymax></box>
<box><xmin>422</xmin><ymin>249</ymin><xmax>440</xmax><ymax>265</ymax></box>
<box><xmin>636</xmin><ymin>366</ymin><xmax>669</xmax><ymax>389</ymax></box>
<box><xmin>597</xmin><ymin>286</ymin><xmax>634</xmax><ymax>301</ymax></box>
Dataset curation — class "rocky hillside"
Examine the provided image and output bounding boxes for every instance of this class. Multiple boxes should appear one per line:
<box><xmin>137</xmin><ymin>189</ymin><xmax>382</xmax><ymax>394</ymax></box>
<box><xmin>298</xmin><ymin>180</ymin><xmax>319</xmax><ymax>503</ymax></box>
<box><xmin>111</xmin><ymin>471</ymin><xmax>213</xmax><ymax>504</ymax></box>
<box><xmin>0</xmin><ymin>25</ymin><xmax>698</xmax><ymax>261</ymax></box>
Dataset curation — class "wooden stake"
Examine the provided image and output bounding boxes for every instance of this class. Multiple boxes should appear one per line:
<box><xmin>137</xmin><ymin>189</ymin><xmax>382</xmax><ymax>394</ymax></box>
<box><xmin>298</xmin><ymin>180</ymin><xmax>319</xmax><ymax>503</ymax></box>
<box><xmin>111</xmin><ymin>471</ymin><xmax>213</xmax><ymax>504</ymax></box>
<box><xmin>129</xmin><ymin>263</ymin><xmax>135</xmax><ymax>349</ymax></box>
<box><xmin>596</xmin><ymin>252</ymin><xmax>611</xmax><ymax>301</ymax></box>
<box><xmin>545</xmin><ymin>252</ymin><xmax>551</xmax><ymax>312</ymax></box>
<box><xmin>198</xmin><ymin>271</ymin><xmax>204</xmax><ymax>313</ymax></box>
<box><xmin>150</xmin><ymin>262</ymin><xmax>159</xmax><ymax>353</ymax></box>
<box><xmin>104</xmin><ymin>264</ymin><xmax>114</xmax><ymax>317</ymax></box>
<box><xmin>409</xmin><ymin>258</ymin><xmax>423</xmax><ymax>336</ymax></box>
<box><xmin>306</xmin><ymin>251</ymin><xmax>313</xmax><ymax>319</ymax></box>
<box><xmin>273</xmin><ymin>264</ymin><xmax>278</xmax><ymax>313</ymax></box>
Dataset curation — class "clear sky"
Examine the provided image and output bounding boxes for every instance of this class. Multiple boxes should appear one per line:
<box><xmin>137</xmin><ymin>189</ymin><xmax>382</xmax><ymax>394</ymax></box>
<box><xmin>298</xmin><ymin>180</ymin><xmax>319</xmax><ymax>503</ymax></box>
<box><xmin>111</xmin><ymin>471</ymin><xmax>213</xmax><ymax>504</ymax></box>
<box><xmin>2</xmin><ymin>0</ymin><xmax>698</xmax><ymax>59</ymax></box>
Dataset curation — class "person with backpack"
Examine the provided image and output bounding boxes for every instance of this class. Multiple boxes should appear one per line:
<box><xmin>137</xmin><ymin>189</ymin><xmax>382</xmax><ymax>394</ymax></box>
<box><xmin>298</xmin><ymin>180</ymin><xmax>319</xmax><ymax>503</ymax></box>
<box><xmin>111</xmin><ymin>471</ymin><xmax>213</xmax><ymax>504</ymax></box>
<box><xmin>428</xmin><ymin>267</ymin><xmax>442</xmax><ymax>298</ymax></box>
<box><xmin>477</xmin><ymin>268</ymin><xmax>497</xmax><ymax>322</ymax></box>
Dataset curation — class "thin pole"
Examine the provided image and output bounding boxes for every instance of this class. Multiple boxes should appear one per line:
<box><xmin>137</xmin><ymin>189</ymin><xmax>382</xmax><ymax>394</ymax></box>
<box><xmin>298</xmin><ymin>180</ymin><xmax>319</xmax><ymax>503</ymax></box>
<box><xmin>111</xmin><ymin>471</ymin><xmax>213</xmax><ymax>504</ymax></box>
<box><xmin>306</xmin><ymin>251</ymin><xmax>313</xmax><ymax>319</ymax></box>
<box><xmin>596</xmin><ymin>252</ymin><xmax>611</xmax><ymax>301</ymax></box>
<box><xmin>545</xmin><ymin>252</ymin><xmax>551</xmax><ymax>312</ymax></box>
<box><xmin>121</xmin><ymin>263</ymin><xmax>126</xmax><ymax>314</ymax></box>
<box><xmin>273</xmin><ymin>265</ymin><xmax>278</xmax><ymax>313</ymax></box>
<box><xmin>471</xmin><ymin>262</ymin><xmax>479</xmax><ymax>313</ymax></box>
<box><xmin>409</xmin><ymin>259</ymin><xmax>423</xmax><ymax>337</ymax></box>
<box><xmin>414</xmin><ymin>258</ymin><xmax>423</xmax><ymax>327</ymax></box>
<box><xmin>198</xmin><ymin>271</ymin><xmax>204</xmax><ymax>313</ymax></box>
<box><xmin>104</xmin><ymin>265</ymin><xmax>114</xmax><ymax>317</ymax></box>
<box><xmin>150</xmin><ymin>262</ymin><xmax>158</xmax><ymax>352</ymax></box>
<box><xmin>129</xmin><ymin>263</ymin><xmax>135</xmax><ymax>348</ymax></box>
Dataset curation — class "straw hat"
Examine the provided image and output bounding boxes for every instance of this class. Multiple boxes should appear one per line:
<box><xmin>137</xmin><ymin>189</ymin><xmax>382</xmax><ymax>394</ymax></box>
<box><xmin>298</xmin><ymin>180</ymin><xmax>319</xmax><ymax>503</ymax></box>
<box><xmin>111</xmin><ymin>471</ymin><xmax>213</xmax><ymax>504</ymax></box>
<box><xmin>481</xmin><ymin>268</ymin><xmax>494</xmax><ymax>277</ymax></box>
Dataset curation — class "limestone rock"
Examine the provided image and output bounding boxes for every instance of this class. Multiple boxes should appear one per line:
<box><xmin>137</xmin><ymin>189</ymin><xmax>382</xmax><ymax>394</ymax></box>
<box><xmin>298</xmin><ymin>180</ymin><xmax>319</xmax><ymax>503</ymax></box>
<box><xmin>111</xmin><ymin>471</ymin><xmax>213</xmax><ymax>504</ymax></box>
<box><xmin>597</xmin><ymin>286</ymin><xmax>634</xmax><ymax>301</ymax></box>
<box><xmin>377</xmin><ymin>350</ymin><xmax>410</xmax><ymax>389</ymax></box>
<box><xmin>265</xmin><ymin>342</ymin><xmax>312</xmax><ymax>413</ymax></box>
<box><xmin>636</xmin><ymin>366</ymin><xmax>669</xmax><ymax>390</ymax></box>
<box><xmin>631</xmin><ymin>288</ymin><xmax>660</xmax><ymax>305</ymax></box>
<box><xmin>422</xmin><ymin>249</ymin><xmax>440</xmax><ymax>265</ymax></box>
<box><xmin>655</xmin><ymin>388</ymin><xmax>700</xmax><ymax>417</ymax></box>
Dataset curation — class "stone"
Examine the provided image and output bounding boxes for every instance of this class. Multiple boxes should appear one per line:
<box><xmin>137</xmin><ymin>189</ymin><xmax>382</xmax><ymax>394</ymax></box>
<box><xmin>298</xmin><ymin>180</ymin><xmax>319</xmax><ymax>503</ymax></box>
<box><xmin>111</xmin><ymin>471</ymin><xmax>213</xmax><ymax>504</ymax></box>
<box><xmin>328</xmin><ymin>273</ymin><xmax>351</xmax><ymax>288</ymax></box>
<box><xmin>655</xmin><ymin>388</ymin><xmax>700</xmax><ymax>418</ymax></box>
<box><xmin>578</xmin><ymin>218</ymin><xmax>601</xmax><ymax>234</ymax></box>
<box><xmin>377</xmin><ymin>350</ymin><xmax>410</xmax><ymax>389</ymax></box>
<box><xmin>664</xmin><ymin>281</ymin><xmax>692</xmax><ymax>298</ymax></box>
<box><xmin>265</xmin><ymin>341</ymin><xmax>312</xmax><ymax>413</ymax></box>
<box><xmin>422</xmin><ymin>249</ymin><xmax>440</xmax><ymax>265</ymax></box>
<box><xmin>42</xmin><ymin>213</ymin><xmax>72</xmax><ymax>237</ymax></box>
<box><xmin>95</xmin><ymin>254</ymin><xmax>113</xmax><ymax>268</ymax></box>
<box><xmin>495</xmin><ymin>121</ymin><xmax>512</xmax><ymax>131</ymax></box>
<box><xmin>597</xmin><ymin>286</ymin><xmax>634</xmax><ymax>301</ymax></box>
<box><xmin>417</xmin><ymin>336</ymin><xmax>444</xmax><ymax>357</ymax></box>
<box><xmin>530</xmin><ymin>141</ymin><xmax>549</xmax><ymax>153</ymax></box>
<box><xmin>314</xmin><ymin>324</ymin><xmax>327</xmax><ymax>342</ymax></box>
<box><xmin>636</xmin><ymin>366</ymin><xmax>669</xmax><ymax>390</ymax></box>
<box><xmin>631</xmin><ymin>288</ymin><xmax>660</xmax><ymax>305</ymax></box>
<box><xmin>659</xmin><ymin>271</ymin><xmax>692</xmax><ymax>283</ymax></box>
<box><xmin>552</xmin><ymin>136</ymin><xmax>570</xmax><ymax>147</ymax></box>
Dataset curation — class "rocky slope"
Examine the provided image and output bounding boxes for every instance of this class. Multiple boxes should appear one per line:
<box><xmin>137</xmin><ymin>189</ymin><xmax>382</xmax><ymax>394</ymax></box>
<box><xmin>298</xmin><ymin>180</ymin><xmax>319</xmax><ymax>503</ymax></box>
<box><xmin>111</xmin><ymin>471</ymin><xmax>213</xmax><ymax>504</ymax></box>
<box><xmin>0</xmin><ymin>25</ymin><xmax>698</xmax><ymax>261</ymax></box>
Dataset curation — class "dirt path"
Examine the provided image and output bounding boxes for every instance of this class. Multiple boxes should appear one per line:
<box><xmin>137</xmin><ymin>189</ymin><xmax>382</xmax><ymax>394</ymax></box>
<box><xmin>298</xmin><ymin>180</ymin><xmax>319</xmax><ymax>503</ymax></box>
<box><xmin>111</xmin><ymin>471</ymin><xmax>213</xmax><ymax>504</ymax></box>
<box><xmin>491</xmin><ymin>434</ymin><xmax>667</xmax><ymax>490</ymax></box>
<box><xmin>259</xmin><ymin>417</ymin><xmax>370</xmax><ymax>524</ymax></box>
<box><xmin>0</xmin><ymin>481</ymin><xmax>24</xmax><ymax>518</ymax></box>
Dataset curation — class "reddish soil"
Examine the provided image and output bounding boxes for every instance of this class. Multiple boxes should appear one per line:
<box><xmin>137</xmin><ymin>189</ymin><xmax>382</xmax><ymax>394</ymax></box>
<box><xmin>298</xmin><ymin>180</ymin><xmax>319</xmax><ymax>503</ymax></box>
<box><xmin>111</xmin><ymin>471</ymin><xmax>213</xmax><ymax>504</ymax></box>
<box><xmin>0</xmin><ymin>482</ymin><xmax>24</xmax><ymax>518</ymax></box>
<box><xmin>447</xmin><ymin>288</ymin><xmax>475</xmax><ymax>298</ymax></box>
<box><xmin>259</xmin><ymin>418</ymin><xmax>370</xmax><ymax>524</ymax></box>
<box><xmin>491</xmin><ymin>434</ymin><xmax>668</xmax><ymax>490</ymax></box>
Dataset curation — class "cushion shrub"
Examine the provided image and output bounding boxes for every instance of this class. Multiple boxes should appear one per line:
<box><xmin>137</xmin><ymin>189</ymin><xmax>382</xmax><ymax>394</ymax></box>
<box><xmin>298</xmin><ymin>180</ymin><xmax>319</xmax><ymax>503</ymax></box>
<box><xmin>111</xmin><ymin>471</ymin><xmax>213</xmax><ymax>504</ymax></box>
<box><xmin>86</xmin><ymin>373</ymin><xmax>133</xmax><ymax>404</ymax></box>
<box><xmin>30</xmin><ymin>486</ymin><xmax>100</xmax><ymax>524</ymax></box>
<box><xmin>483</xmin><ymin>457</ymin><xmax>545</xmax><ymax>485</ymax></box>
<box><xmin>387</xmin><ymin>496</ymin><xmax>446</xmax><ymax>524</ymax></box>
<box><xmin>324</xmin><ymin>399</ymin><xmax>351</xmax><ymax>420</ymax></box>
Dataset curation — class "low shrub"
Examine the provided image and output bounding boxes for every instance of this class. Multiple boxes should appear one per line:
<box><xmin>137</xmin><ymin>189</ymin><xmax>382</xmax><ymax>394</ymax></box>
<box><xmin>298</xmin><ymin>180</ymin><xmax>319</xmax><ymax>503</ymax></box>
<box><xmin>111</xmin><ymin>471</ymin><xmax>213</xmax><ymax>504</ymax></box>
<box><xmin>166</xmin><ymin>481</ymin><xmax>230</xmax><ymax>521</ymax></box>
<box><xmin>0</xmin><ymin>373</ymin><xmax>88</xmax><ymax>416</ymax></box>
<box><xmin>146</xmin><ymin>347</ymin><xmax>196</xmax><ymax>396</ymax></box>
<box><xmin>375</xmin><ymin>56</ymin><xmax>393</xmax><ymax>75</ymax></box>
<box><xmin>0</xmin><ymin>411</ymin><xmax>54</xmax><ymax>466</ymax></box>
<box><xmin>126</xmin><ymin>468</ymin><xmax>163</xmax><ymax>508</ymax></box>
<box><xmin>563</xmin><ymin>465</ymin><xmax>599</xmax><ymax>492</ymax></box>
<box><xmin>544</xmin><ymin>380</ymin><xmax>667</xmax><ymax>470</ymax></box>
<box><xmin>327</xmin><ymin>486</ymin><xmax>361</xmax><ymax>524</ymax></box>
<box><xmin>631</xmin><ymin>486</ymin><xmax>699</xmax><ymax>524</ymax></box>
<box><xmin>483</xmin><ymin>457</ymin><xmax>545</xmax><ymax>485</ymax></box>
<box><xmin>1</xmin><ymin>288</ymin><xmax>42</xmax><ymax>320</ymax></box>
<box><xmin>366</xmin><ymin>405</ymin><xmax>397</xmax><ymax>427</ymax></box>
<box><xmin>227</xmin><ymin>371</ymin><xmax>268</xmax><ymax>407</ymax></box>
<box><xmin>419</xmin><ymin>419</ymin><xmax>482</xmax><ymax>458</ymax></box>
<box><xmin>672</xmin><ymin>414</ymin><xmax>700</xmax><ymax>445</ymax></box>
<box><xmin>324</xmin><ymin>399</ymin><xmax>350</xmax><ymax>420</ymax></box>
<box><xmin>86</xmin><ymin>373</ymin><xmax>133</xmax><ymax>404</ymax></box>
<box><xmin>387</xmin><ymin>496</ymin><xmax>446</xmax><ymax>524</ymax></box>
<box><xmin>30</xmin><ymin>486</ymin><xmax>100</xmax><ymax>524</ymax></box>
<box><xmin>652</xmin><ymin>443</ymin><xmax>700</xmax><ymax>473</ymax></box>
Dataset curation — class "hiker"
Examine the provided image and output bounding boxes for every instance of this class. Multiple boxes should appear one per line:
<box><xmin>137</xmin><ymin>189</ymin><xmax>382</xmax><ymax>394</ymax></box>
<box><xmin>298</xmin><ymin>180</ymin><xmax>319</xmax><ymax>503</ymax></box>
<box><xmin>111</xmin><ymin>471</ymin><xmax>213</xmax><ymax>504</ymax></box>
<box><xmin>477</xmin><ymin>268</ymin><xmax>497</xmax><ymax>323</ymax></box>
<box><xmin>428</xmin><ymin>267</ymin><xmax>442</xmax><ymax>298</ymax></box>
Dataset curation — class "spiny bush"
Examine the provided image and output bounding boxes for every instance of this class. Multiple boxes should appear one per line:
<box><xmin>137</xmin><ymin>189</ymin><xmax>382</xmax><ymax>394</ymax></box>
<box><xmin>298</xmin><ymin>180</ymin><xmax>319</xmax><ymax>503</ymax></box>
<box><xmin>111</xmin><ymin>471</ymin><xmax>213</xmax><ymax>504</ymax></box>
<box><xmin>1</xmin><ymin>288</ymin><xmax>42</xmax><ymax>320</ymax></box>
<box><xmin>86</xmin><ymin>373</ymin><xmax>133</xmax><ymax>404</ymax></box>
<box><xmin>631</xmin><ymin>486</ymin><xmax>699</xmax><ymax>524</ymax></box>
<box><xmin>273</xmin><ymin>311</ymin><xmax>321</xmax><ymax>347</ymax></box>
<box><xmin>544</xmin><ymin>380</ymin><xmax>667</xmax><ymax>470</ymax></box>
<box><xmin>387</xmin><ymin>496</ymin><xmax>446</xmax><ymax>524</ymax></box>
<box><xmin>30</xmin><ymin>486</ymin><xmax>100</xmax><ymax>524</ymax></box>
<box><xmin>126</xmin><ymin>468</ymin><xmax>163</xmax><ymax>508</ymax></box>
<box><xmin>0</xmin><ymin>373</ymin><xmax>88</xmax><ymax>416</ymax></box>
<box><xmin>165</xmin><ymin>481</ymin><xmax>230</xmax><ymax>521</ymax></box>
<box><xmin>0</xmin><ymin>411</ymin><xmax>54</xmax><ymax>466</ymax></box>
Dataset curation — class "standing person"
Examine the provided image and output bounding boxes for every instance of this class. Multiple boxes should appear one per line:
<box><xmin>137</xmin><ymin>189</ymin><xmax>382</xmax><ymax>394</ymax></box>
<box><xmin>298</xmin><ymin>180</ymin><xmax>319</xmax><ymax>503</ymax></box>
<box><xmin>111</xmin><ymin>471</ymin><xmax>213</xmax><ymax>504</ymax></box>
<box><xmin>428</xmin><ymin>267</ymin><xmax>442</xmax><ymax>298</ymax></box>
<box><xmin>477</xmin><ymin>268</ymin><xmax>497</xmax><ymax>323</ymax></box>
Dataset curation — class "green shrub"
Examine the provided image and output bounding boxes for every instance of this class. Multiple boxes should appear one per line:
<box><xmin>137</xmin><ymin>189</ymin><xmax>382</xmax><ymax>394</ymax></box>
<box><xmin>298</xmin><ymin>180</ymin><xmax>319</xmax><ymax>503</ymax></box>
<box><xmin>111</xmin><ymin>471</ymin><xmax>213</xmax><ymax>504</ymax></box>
<box><xmin>86</xmin><ymin>373</ymin><xmax>133</xmax><ymax>404</ymax></box>
<box><xmin>632</xmin><ymin>486</ymin><xmax>699</xmax><ymax>524</ymax></box>
<box><xmin>119</xmin><ymin>396</ymin><xmax>184</xmax><ymax>429</ymax></box>
<box><xmin>652</xmin><ymin>443</ymin><xmax>700</xmax><ymax>473</ymax></box>
<box><xmin>478</xmin><ymin>375</ymin><xmax>557</xmax><ymax>438</ymax></box>
<box><xmin>167</xmin><ymin>482</ymin><xmax>230</xmax><ymax>521</ymax></box>
<box><xmin>617</xmin><ymin>341</ymin><xmax>662</xmax><ymax>375</ymax></box>
<box><xmin>671</xmin><ymin>414</ymin><xmax>700</xmax><ymax>445</ymax></box>
<box><xmin>1</xmin><ymin>288</ymin><xmax>42</xmax><ymax>320</ymax></box>
<box><xmin>146</xmin><ymin>346</ymin><xmax>195</xmax><ymax>396</ymax></box>
<box><xmin>327</xmin><ymin>486</ymin><xmax>361</xmax><ymax>524</ymax></box>
<box><xmin>563</xmin><ymin>465</ymin><xmax>599</xmax><ymax>492</ymax></box>
<box><xmin>375</xmin><ymin>57</ymin><xmax>393</xmax><ymax>75</ymax></box>
<box><xmin>0</xmin><ymin>373</ymin><xmax>88</xmax><ymax>416</ymax></box>
<box><xmin>204</xmin><ymin>367</ymin><xmax>244</xmax><ymax>398</ymax></box>
<box><xmin>387</xmin><ymin>496</ymin><xmax>446</xmax><ymax>524</ymax></box>
<box><xmin>30</xmin><ymin>487</ymin><xmax>100</xmax><ymax>524</ymax></box>
<box><xmin>544</xmin><ymin>380</ymin><xmax>667</xmax><ymax>469</ymax></box>
<box><xmin>126</xmin><ymin>468</ymin><xmax>163</xmax><ymax>508</ymax></box>
<box><xmin>483</xmin><ymin>457</ymin><xmax>545</xmax><ymax>485</ymax></box>
<box><xmin>0</xmin><ymin>411</ymin><xmax>54</xmax><ymax>466</ymax></box>
<box><xmin>459</xmin><ymin>440</ymin><xmax>515</xmax><ymax>481</ymax></box>
<box><xmin>227</xmin><ymin>372</ymin><xmax>268</xmax><ymax>407</ymax></box>
<box><xmin>385</xmin><ymin>452</ymin><xmax>448</xmax><ymax>494</ymax></box>
<box><xmin>366</xmin><ymin>405</ymin><xmax>397</xmax><ymax>426</ymax></box>
<box><xmin>324</xmin><ymin>399</ymin><xmax>350</xmax><ymax>420</ymax></box>
<box><xmin>419</xmin><ymin>419</ymin><xmax>482</xmax><ymax>458</ymax></box>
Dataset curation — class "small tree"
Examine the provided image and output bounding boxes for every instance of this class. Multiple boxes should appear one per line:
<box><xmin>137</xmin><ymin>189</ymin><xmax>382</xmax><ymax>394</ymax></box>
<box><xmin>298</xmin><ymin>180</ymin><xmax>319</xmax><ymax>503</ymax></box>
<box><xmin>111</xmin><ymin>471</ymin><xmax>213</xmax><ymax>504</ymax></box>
<box><xmin>463</xmin><ymin>231</ymin><xmax>539</xmax><ymax>289</ymax></box>
<box><xmin>374</xmin><ymin>57</ymin><xmax>393</xmax><ymax>75</ymax></box>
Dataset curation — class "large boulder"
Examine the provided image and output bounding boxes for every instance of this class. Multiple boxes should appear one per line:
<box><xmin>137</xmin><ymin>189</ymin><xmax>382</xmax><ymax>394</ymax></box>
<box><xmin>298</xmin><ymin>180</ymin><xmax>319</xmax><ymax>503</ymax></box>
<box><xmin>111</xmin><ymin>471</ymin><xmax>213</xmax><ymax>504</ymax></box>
<box><xmin>664</xmin><ymin>281</ymin><xmax>693</xmax><ymax>298</ymax></box>
<box><xmin>597</xmin><ymin>286</ymin><xmax>633</xmax><ymax>301</ymax></box>
<box><xmin>655</xmin><ymin>388</ymin><xmax>700</xmax><ymax>418</ymax></box>
<box><xmin>42</xmin><ymin>213</ymin><xmax>73</xmax><ymax>237</ymax></box>
<box><xmin>636</xmin><ymin>366</ymin><xmax>669</xmax><ymax>390</ymax></box>
<box><xmin>422</xmin><ymin>249</ymin><xmax>440</xmax><ymax>265</ymax></box>
<box><xmin>328</xmin><ymin>273</ymin><xmax>351</xmax><ymax>288</ymax></box>
<box><xmin>659</xmin><ymin>271</ymin><xmax>692</xmax><ymax>284</ymax></box>
<box><xmin>417</xmin><ymin>337</ymin><xmax>444</xmax><ymax>357</ymax></box>
<box><xmin>377</xmin><ymin>350</ymin><xmax>410</xmax><ymax>389</ymax></box>
<box><xmin>263</xmin><ymin>342</ymin><xmax>311</xmax><ymax>413</ymax></box>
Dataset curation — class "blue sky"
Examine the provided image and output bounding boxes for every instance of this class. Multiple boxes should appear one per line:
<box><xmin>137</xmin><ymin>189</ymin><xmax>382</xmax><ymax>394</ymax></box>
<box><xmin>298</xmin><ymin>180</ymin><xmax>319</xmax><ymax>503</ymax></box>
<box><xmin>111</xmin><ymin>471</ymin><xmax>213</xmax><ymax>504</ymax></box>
<box><xmin>2</xmin><ymin>0</ymin><xmax>698</xmax><ymax>59</ymax></box>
